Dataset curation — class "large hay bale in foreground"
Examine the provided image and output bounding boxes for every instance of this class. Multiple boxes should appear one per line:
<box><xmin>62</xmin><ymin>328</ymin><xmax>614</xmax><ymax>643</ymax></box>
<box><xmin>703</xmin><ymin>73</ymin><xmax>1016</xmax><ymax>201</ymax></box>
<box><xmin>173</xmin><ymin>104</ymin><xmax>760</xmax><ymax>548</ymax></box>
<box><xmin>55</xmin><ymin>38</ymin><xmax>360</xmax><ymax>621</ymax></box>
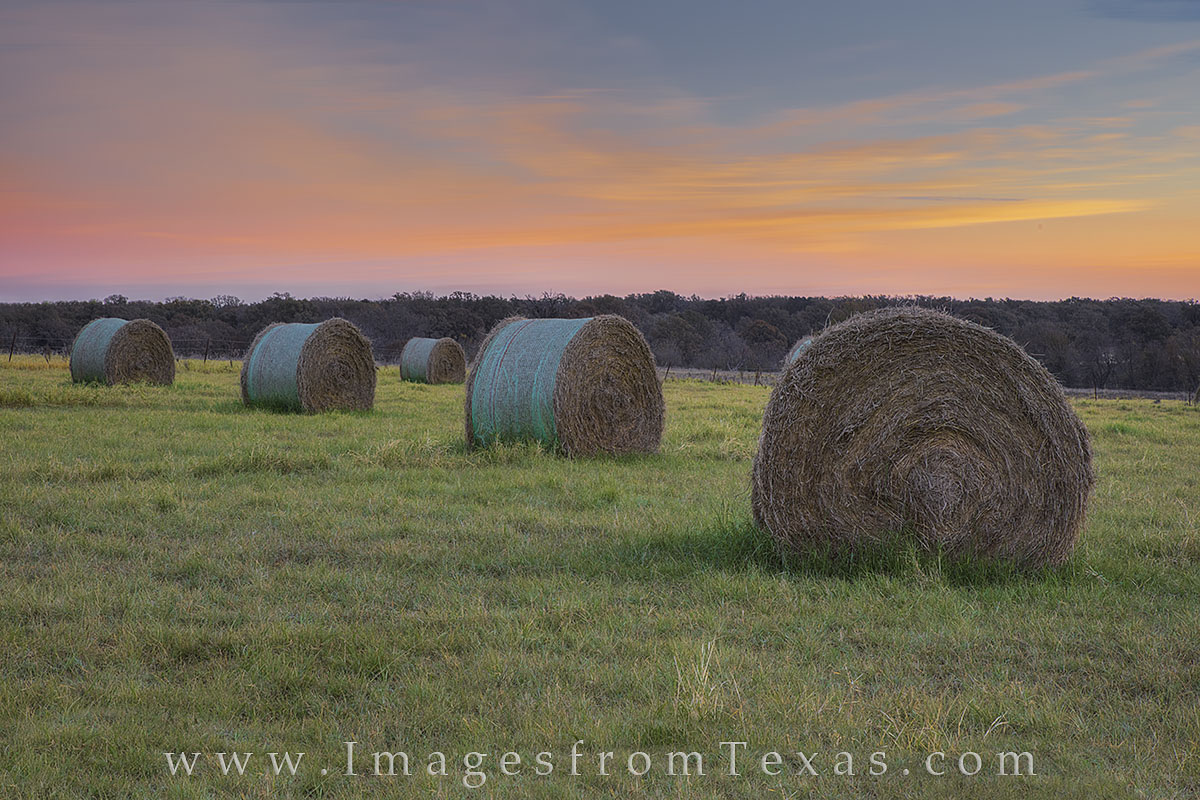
<box><xmin>400</xmin><ymin>337</ymin><xmax>466</xmax><ymax>384</ymax></box>
<box><xmin>752</xmin><ymin>307</ymin><xmax>1093</xmax><ymax>569</ymax></box>
<box><xmin>240</xmin><ymin>318</ymin><xmax>376</xmax><ymax>412</ymax></box>
<box><xmin>465</xmin><ymin>315</ymin><xmax>663</xmax><ymax>456</ymax></box>
<box><xmin>69</xmin><ymin>318</ymin><xmax>174</xmax><ymax>385</ymax></box>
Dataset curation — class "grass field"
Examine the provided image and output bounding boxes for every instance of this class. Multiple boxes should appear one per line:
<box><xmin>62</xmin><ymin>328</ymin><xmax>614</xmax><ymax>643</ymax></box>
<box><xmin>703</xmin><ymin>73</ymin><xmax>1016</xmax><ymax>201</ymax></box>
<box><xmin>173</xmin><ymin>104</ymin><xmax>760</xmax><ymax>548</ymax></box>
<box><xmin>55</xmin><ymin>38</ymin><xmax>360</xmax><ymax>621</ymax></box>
<box><xmin>2</xmin><ymin>355</ymin><xmax>1198</xmax><ymax>798</ymax></box>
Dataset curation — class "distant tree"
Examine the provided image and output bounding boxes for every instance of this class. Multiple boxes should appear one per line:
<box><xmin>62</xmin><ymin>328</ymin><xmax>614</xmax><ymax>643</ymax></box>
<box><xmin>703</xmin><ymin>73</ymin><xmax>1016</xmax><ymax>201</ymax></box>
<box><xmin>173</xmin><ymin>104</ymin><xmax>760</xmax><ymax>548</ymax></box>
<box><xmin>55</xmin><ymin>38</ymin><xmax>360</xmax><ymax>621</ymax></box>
<box><xmin>651</xmin><ymin>340</ymin><xmax>683</xmax><ymax>368</ymax></box>
<box><xmin>1090</xmin><ymin>349</ymin><xmax>1118</xmax><ymax>395</ymax></box>
<box><xmin>648</xmin><ymin>312</ymin><xmax>710</xmax><ymax>365</ymax></box>
<box><xmin>738</xmin><ymin>318</ymin><xmax>788</xmax><ymax>370</ymax></box>
<box><xmin>637</xmin><ymin>290</ymin><xmax>684</xmax><ymax>315</ymax></box>
<box><xmin>1015</xmin><ymin>321</ymin><xmax>1071</xmax><ymax>379</ymax></box>
<box><xmin>1166</xmin><ymin>328</ymin><xmax>1200</xmax><ymax>396</ymax></box>
<box><xmin>696</xmin><ymin>322</ymin><xmax>748</xmax><ymax>370</ymax></box>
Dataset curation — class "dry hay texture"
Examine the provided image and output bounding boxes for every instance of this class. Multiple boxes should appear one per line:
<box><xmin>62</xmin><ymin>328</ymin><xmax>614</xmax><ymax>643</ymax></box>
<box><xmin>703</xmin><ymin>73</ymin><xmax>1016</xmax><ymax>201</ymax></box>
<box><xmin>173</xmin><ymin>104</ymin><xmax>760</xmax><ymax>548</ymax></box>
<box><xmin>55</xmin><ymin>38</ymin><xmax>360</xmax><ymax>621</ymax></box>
<box><xmin>240</xmin><ymin>318</ymin><xmax>376</xmax><ymax>413</ymax></box>
<box><xmin>465</xmin><ymin>315</ymin><xmax>664</xmax><ymax>456</ymax></box>
<box><xmin>400</xmin><ymin>337</ymin><xmax>466</xmax><ymax>384</ymax></box>
<box><xmin>69</xmin><ymin>318</ymin><xmax>175</xmax><ymax>386</ymax></box>
<box><xmin>752</xmin><ymin>307</ymin><xmax>1094</xmax><ymax>569</ymax></box>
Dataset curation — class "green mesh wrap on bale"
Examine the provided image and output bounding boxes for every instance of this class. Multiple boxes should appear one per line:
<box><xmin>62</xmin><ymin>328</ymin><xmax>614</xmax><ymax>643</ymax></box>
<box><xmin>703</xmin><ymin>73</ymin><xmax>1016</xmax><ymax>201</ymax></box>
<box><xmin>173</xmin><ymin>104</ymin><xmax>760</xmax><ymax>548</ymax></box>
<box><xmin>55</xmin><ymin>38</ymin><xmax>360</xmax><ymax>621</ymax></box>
<box><xmin>465</xmin><ymin>315</ymin><xmax>664</xmax><ymax>456</ymax></box>
<box><xmin>240</xmin><ymin>318</ymin><xmax>376</xmax><ymax>413</ymax></box>
<box><xmin>785</xmin><ymin>337</ymin><xmax>813</xmax><ymax>365</ymax></box>
<box><xmin>69</xmin><ymin>317</ymin><xmax>174</xmax><ymax>385</ymax></box>
<box><xmin>469</xmin><ymin>317</ymin><xmax>588</xmax><ymax>446</ymax></box>
<box><xmin>400</xmin><ymin>337</ymin><xmax>466</xmax><ymax>384</ymax></box>
<box><xmin>70</xmin><ymin>319</ymin><xmax>127</xmax><ymax>383</ymax></box>
<box><xmin>243</xmin><ymin>323</ymin><xmax>319</xmax><ymax>409</ymax></box>
<box><xmin>752</xmin><ymin>307</ymin><xmax>1094</xmax><ymax>570</ymax></box>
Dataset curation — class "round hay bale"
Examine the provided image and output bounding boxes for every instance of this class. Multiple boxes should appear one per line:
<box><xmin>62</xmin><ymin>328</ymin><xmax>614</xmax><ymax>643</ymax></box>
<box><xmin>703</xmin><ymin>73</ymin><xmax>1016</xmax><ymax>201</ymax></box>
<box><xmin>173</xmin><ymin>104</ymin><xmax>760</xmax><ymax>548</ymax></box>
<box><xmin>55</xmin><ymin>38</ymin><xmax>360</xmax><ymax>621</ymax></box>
<box><xmin>240</xmin><ymin>318</ymin><xmax>376</xmax><ymax>413</ymax></box>
<box><xmin>400</xmin><ymin>337</ymin><xmax>466</xmax><ymax>384</ymax></box>
<box><xmin>751</xmin><ymin>307</ymin><xmax>1093</xmax><ymax>569</ymax></box>
<box><xmin>784</xmin><ymin>336</ymin><xmax>813</xmax><ymax>365</ymax></box>
<box><xmin>69</xmin><ymin>318</ymin><xmax>174</xmax><ymax>385</ymax></box>
<box><xmin>465</xmin><ymin>315</ymin><xmax>664</xmax><ymax>456</ymax></box>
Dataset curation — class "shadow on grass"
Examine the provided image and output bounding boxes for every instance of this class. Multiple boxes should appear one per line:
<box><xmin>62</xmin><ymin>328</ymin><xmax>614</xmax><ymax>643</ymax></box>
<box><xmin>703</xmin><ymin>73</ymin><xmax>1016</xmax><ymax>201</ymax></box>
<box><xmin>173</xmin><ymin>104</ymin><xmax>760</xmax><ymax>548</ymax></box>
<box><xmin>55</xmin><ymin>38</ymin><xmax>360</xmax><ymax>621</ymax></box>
<box><xmin>354</xmin><ymin>437</ymin><xmax>671</xmax><ymax>469</ymax></box>
<box><xmin>214</xmin><ymin>398</ymin><xmax>379</xmax><ymax>416</ymax></box>
<box><xmin>606</xmin><ymin>513</ymin><xmax>1050</xmax><ymax>587</ymax></box>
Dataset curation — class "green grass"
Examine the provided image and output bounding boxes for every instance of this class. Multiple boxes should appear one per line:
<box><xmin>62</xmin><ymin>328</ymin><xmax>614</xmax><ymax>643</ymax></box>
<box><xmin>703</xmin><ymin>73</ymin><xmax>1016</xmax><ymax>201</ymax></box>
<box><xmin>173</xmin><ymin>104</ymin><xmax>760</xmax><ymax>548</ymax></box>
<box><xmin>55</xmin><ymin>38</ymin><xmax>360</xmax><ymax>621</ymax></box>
<box><xmin>1</xmin><ymin>355</ymin><xmax>1198</xmax><ymax>798</ymax></box>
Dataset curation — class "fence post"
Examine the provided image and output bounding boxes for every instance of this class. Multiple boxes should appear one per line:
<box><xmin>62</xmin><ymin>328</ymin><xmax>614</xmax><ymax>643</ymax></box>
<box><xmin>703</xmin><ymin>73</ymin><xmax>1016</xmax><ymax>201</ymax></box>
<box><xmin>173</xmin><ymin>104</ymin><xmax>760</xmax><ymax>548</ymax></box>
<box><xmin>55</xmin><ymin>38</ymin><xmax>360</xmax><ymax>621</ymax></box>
<box><xmin>44</xmin><ymin>345</ymin><xmax>51</xmax><ymax>364</ymax></box>
<box><xmin>8</xmin><ymin>332</ymin><xmax>15</xmax><ymax>362</ymax></box>
<box><xmin>754</xmin><ymin>370</ymin><xmax>760</xmax><ymax>386</ymax></box>
<box><xmin>203</xmin><ymin>338</ymin><xmax>210</xmax><ymax>364</ymax></box>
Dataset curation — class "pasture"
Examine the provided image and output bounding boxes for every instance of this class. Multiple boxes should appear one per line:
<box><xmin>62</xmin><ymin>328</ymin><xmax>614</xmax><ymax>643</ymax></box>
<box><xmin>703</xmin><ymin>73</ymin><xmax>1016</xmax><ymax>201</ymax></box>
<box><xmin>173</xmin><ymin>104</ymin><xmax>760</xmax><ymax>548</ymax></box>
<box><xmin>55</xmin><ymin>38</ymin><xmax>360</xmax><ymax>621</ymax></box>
<box><xmin>1</xmin><ymin>356</ymin><xmax>1198</xmax><ymax>798</ymax></box>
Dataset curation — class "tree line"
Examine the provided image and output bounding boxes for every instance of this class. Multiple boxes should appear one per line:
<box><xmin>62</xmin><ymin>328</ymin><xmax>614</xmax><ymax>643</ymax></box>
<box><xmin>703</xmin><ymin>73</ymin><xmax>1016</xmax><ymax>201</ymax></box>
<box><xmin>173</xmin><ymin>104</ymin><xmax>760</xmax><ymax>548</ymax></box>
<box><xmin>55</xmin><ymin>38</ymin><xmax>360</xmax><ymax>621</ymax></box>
<box><xmin>2</xmin><ymin>291</ymin><xmax>1198</xmax><ymax>393</ymax></box>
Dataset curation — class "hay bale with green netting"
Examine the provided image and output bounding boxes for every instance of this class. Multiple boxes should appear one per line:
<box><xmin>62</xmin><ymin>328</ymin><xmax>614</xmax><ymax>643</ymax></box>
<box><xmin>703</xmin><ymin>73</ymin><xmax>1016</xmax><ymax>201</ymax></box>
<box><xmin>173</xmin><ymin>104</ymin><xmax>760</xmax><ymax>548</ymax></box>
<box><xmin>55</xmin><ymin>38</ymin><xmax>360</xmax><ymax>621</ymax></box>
<box><xmin>69</xmin><ymin>318</ymin><xmax>174</xmax><ymax>385</ymax></box>
<box><xmin>465</xmin><ymin>315</ymin><xmax>664</xmax><ymax>456</ymax></box>
<box><xmin>752</xmin><ymin>306</ymin><xmax>1094</xmax><ymax>569</ymax></box>
<box><xmin>400</xmin><ymin>337</ymin><xmax>466</xmax><ymax>384</ymax></box>
<box><xmin>784</xmin><ymin>336</ymin><xmax>813</xmax><ymax>365</ymax></box>
<box><xmin>240</xmin><ymin>318</ymin><xmax>376</xmax><ymax>412</ymax></box>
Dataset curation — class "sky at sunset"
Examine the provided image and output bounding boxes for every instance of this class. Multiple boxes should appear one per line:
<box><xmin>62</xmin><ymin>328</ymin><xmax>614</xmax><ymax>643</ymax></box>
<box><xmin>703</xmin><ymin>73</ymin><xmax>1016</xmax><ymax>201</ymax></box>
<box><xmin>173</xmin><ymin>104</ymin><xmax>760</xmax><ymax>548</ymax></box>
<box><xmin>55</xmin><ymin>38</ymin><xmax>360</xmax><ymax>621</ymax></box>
<box><xmin>2</xmin><ymin>0</ymin><xmax>1199</xmax><ymax>302</ymax></box>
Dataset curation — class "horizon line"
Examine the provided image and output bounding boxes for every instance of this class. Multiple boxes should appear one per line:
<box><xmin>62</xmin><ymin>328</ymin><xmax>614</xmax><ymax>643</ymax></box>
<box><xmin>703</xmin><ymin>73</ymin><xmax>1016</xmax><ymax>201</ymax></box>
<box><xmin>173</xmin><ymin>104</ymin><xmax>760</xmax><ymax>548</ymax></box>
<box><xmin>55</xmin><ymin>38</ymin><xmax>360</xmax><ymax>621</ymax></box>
<box><xmin>4</xmin><ymin>289</ymin><xmax>1198</xmax><ymax>306</ymax></box>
